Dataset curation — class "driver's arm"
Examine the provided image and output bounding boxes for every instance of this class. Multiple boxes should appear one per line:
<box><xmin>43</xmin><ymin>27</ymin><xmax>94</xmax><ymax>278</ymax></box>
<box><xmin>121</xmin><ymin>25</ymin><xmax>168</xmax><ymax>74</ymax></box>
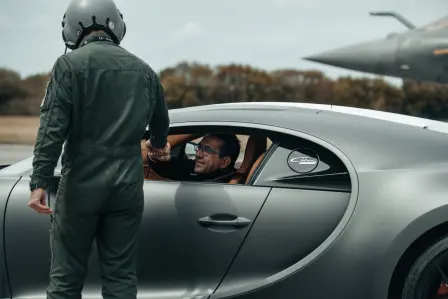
<box><xmin>141</xmin><ymin>134</ymin><xmax>199</xmax><ymax>165</ymax></box>
<box><xmin>148</xmin><ymin>155</ymin><xmax>194</xmax><ymax>181</ymax></box>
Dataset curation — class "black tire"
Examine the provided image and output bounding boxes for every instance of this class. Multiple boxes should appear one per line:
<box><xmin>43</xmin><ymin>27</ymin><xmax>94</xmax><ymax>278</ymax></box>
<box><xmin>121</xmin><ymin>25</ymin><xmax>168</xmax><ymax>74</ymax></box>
<box><xmin>402</xmin><ymin>236</ymin><xmax>448</xmax><ymax>299</ymax></box>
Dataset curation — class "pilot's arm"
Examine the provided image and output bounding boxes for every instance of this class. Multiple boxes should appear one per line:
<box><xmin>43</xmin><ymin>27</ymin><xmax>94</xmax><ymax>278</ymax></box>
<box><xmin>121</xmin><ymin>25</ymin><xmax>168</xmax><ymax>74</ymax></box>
<box><xmin>148</xmin><ymin>72</ymin><xmax>169</xmax><ymax>149</ymax></box>
<box><xmin>30</xmin><ymin>55</ymin><xmax>73</xmax><ymax>192</ymax></box>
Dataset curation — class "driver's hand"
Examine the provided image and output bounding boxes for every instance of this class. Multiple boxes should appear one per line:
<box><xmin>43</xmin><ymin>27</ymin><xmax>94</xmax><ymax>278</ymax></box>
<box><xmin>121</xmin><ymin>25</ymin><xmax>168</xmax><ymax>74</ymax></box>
<box><xmin>146</xmin><ymin>141</ymin><xmax>171</xmax><ymax>162</ymax></box>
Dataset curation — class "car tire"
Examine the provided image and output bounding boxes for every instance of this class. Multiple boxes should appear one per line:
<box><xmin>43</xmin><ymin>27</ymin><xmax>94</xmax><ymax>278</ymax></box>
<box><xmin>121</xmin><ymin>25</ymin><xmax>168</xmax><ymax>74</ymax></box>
<box><xmin>402</xmin><ymin>236</ymin><xmax>448</xmax><ymax>299</ymax></box>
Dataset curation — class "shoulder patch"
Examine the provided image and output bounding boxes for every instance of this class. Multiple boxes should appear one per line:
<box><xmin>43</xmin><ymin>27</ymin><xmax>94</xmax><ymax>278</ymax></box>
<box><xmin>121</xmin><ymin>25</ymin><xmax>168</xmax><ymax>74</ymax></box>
<box><xmin>41</xmin><ymin>77</ymin><xmax>52</xmax><ymax>108</ymax></box>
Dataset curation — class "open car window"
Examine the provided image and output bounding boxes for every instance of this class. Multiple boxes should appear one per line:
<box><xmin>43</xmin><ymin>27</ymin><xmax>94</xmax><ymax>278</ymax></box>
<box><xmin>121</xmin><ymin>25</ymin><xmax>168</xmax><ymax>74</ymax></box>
<box><xmin>143</xmin><ymin>129</ymin><xmax>275</xmax><ymax>185</ymax></box>
<box><xmin>3</xmin><ymin>127</ymin><xmax>274</xmax><ymax>184</ymax></box>
<box><xmin>185</xmin><ymin>134</ymin><xmax>271</xmax><ymax>170</ymax></box>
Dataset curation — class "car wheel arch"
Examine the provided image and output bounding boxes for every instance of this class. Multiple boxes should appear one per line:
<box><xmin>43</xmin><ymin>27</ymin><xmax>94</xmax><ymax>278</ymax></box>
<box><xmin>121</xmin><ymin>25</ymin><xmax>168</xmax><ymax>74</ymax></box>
<box><xmin>384</xmin><ymin>211</ymin><xmax>448</xmax><ymax>299</ymax></box>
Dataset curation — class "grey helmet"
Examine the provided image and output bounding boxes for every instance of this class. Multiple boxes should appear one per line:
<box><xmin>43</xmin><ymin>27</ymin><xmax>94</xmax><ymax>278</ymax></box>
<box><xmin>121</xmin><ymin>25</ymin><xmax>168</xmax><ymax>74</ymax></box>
<box><xmin>61</xmin><ymin>0</ymin><xmax>126</xmax><ymax>50</ymax></box>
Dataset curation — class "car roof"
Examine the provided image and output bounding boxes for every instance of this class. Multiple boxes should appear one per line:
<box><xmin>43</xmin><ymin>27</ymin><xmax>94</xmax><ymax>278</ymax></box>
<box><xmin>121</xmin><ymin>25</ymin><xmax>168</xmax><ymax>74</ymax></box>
<box><xmin>168</xmin><ymin>102</ymin><xmax>448</xmax><ymax>134</ymax></box>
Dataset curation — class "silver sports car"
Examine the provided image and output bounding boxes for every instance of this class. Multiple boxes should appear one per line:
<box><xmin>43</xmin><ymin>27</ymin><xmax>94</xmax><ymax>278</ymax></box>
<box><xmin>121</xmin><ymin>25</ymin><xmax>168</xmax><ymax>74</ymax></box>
<box><xmin>1</xmin><ymin>102</ymin><xmax>448</xmax><ymax>299</ymax></box>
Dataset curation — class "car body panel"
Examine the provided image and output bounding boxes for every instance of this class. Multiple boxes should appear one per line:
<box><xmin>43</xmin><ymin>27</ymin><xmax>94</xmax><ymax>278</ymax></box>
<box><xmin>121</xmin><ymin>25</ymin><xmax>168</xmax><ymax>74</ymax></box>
<box><xmin>2</xmin><ymin>102</ymin><xmax>448</xmax><ymax>299</ymax></box>
<box><xmin>215</xmin><ymin>187</ymin><xmax>351</xmax><ymax>294</ymax></box>
<box><xmin>4</xmin><ymin>177</ymin><xmax>54</xmax><ymax>299</ymax></box>
<box><xmin>0</xmin><ymin>177</ymin><xmax>18</xmax><ymax>299</ymax></box>
<box><xmin>211</xmin><ymin>127</ymin><xmax>353</xmax><ymax>294</ymax></box>
<box><xmin>134</xmin><ymin>181</ymin><xmax>271</xmax><ymax>299</ymax></box>
<box><xmin>366</xmin><ymin>165</ymin><xmax>448</xmax><ymax>299</ymax></box>
<box><xmin>211</xmin><ymin>164</ymin><xmax>448</xmax><ymax>299</ymax></box>
<box><xmin>4</xmin><ymin>177</ymin><xmax>271</xmax><ymax>299</ymax></box>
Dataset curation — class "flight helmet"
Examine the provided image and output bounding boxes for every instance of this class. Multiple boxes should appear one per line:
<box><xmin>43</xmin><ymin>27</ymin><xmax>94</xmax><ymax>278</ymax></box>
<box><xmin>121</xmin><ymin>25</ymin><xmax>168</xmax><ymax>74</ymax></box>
<box><xmin>61</xmin><ymin>0</ymin><xmax>126</xmax><ymax>50</ymax></box>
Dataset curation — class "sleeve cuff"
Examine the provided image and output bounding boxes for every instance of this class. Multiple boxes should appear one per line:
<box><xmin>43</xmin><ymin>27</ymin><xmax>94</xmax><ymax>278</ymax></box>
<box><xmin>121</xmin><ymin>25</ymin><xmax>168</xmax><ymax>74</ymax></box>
<box><xmin>29</xmin><ymin>175</ymin><xmax>49</xmax><ymax>190</ymax></box>
<box><xmin>150</xmin><ymin>136</ymin><xmax>167</xmax><ymax>149</ymax></box>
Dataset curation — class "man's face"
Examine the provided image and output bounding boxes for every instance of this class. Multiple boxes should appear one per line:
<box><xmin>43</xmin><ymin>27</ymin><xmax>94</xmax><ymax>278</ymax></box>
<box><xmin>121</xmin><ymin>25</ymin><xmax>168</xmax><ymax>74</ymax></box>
<box><xmin>193</xmin><ymin>136</ymin><xmax>231</xmax><ymax>174</ymax></box>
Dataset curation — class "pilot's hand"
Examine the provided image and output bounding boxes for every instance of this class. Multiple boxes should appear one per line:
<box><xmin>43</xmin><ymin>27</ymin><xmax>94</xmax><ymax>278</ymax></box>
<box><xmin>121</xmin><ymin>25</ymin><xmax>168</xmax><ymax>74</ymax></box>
<box><xmin>28</xmin><ymin>188</ymin><xmax>52</xmax><ymax>214</ymax></box>
<box><xmin>146</xmin><ymin>141</ymin><xmax>171</xmax><ymax>162</ymax></box>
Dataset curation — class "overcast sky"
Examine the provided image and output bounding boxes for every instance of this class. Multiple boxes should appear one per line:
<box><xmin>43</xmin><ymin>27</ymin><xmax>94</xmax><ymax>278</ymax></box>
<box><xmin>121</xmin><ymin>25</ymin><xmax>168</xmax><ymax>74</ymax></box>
<box><xmin>1</xmin><ymin>0</ymin><xmax>446</xmax><ymax>86</ymax></box>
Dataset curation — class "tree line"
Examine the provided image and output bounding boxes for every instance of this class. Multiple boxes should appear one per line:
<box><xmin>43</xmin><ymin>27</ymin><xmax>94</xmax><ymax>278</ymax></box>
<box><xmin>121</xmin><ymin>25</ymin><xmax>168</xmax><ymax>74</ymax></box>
<box><xmin>1</xmin><ymin>61</ymin><xmax>448</xmax><ymax>120</ymax></box>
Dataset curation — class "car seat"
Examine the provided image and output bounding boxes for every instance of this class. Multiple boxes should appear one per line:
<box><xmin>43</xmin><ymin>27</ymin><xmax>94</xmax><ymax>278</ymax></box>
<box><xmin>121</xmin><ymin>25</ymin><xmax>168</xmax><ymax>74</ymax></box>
<box><xmin>244</xmin><ymin>152</ymin><xmax>266</xmax><ymax>184</ymax></box>
<box><xmin>228</xmin><ymin>135</ymin><xmax>267</xmax><ymax>184</ymax></box>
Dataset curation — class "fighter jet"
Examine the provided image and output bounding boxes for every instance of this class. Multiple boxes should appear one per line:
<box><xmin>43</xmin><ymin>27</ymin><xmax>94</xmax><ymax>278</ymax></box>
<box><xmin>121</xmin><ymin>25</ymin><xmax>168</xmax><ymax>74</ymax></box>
<box><xmin>303</xmin><ymin>12</ymin><xmax>448</xmax><ymax>84</ymax></box>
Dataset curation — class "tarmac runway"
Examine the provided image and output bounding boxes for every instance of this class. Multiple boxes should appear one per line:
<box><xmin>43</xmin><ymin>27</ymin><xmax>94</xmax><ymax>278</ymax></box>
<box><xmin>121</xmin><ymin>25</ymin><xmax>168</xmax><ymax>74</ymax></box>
<box><xmin>0</xmin><ymin>144</ymin><xmax>34</xmax><ymax>165</ymax></box>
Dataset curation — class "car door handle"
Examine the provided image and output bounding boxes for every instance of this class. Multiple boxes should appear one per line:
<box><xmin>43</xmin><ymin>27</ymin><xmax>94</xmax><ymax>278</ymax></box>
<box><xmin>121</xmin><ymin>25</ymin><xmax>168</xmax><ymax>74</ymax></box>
<box><xmin>198</xmin><ymin>215</ymin><xmax>251</xmax><ymax>227</ymax></box>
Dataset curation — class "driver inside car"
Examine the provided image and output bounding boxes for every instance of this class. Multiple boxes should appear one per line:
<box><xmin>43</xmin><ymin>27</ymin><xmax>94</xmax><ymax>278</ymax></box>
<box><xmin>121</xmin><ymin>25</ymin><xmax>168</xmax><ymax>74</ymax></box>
<box><xmin>146</xmin><ymin>134</ymin><xmax>241</xmax><ymax>182</ymax></box>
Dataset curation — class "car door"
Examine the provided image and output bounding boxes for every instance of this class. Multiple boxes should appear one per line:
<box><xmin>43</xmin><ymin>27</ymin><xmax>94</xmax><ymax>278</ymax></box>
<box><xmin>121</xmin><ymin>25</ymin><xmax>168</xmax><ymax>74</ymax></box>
<box><xmin>128</xmin><ymin>138</ymin><xmax>271</xmax><ymax>299</ymax></box>
<box><xmin>211</xmin><ymin>133</ymin><xmax>354</xmax><ymax>298</ymax></box>
<box><xmin>133</xmin><ymin>180</ymin><xmax>270</xmax><ymax>299</ymax></box>
<box><xmin>4</xmin><ymin>159</ymin><xmax>271</xmax><ymax>299</ymax></box>
<box><xmin>4</xmin><ymin>167</ymin><xmax>63</xmax><ymax>299</ymax></box>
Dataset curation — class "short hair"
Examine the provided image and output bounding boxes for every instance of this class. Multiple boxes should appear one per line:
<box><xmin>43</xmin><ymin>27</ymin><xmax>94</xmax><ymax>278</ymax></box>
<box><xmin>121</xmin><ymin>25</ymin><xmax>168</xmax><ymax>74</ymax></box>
<box><xmin>207</xmin><ymin>134</ymin><xmax>241</xmax><ymax>166</ymax></box>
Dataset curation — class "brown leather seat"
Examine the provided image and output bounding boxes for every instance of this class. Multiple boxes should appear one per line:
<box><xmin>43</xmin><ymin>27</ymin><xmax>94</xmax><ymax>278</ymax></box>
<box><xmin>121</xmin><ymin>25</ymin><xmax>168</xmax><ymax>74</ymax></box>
<box><xmin>244</xmin><ymin>152</ymin><xmax>265</xmax><ymax>184</ymax></box>
<box><xmin>228</xmin><ymin>135</ymin><xmax>267</xmax><ymax>184</ymax></box>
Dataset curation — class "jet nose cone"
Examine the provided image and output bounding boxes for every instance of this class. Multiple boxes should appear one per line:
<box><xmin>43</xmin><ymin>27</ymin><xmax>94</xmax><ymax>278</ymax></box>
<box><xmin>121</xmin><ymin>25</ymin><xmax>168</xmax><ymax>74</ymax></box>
<box><xmin>304</xmin><ymin>37</ymin><xmax>399</xmax><ymax>76</ymax></box>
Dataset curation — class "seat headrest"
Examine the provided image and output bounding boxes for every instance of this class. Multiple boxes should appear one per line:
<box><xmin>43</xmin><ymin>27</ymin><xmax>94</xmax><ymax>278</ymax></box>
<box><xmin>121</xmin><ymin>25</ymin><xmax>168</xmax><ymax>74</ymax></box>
<box><xmin>245</xmin><ymin>152</ymin><xmax>265</xmax><ymax>184</ymax></box>
<box><xmin>228</xmin><ymin>135</ymin><xmax>266</xmax><ymax>184</ymax></box>
<box><xmin>237</xmin><ymin>135</ymin><xmax>267</xmax><ymax>174</ymax></box>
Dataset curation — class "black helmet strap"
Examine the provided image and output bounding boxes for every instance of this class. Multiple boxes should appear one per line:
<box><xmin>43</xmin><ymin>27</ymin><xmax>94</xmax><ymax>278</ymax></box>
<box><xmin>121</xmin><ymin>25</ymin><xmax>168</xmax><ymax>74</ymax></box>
<box><xmin>75</xmin><ymin>16</ymin><xmax>118</xmax><ymax>48</ymax></box>
<box><xmin>80</xmin><ymin>34</ymin><xmax>114</xmax><ymax>47</ymax></box>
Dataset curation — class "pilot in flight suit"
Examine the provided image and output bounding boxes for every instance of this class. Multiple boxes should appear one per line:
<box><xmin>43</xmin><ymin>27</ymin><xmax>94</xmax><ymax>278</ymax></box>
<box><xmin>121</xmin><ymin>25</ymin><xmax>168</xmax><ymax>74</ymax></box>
<box><xmin>27</xmin><ymin>1</ymin><xmax>170</xmax><ymax>298</ymax></box>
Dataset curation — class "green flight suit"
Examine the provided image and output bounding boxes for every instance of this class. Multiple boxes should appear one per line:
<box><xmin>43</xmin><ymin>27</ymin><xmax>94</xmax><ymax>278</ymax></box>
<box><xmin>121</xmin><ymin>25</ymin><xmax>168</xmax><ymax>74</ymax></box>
<box><xmin>29</xmin><ymin>32</ymin><xmax>169</xmax><ymax>299</ymax></box>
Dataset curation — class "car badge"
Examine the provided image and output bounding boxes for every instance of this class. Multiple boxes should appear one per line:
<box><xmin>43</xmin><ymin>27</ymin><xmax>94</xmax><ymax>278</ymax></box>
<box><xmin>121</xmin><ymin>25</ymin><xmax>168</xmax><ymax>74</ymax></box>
<box><xmin>287</xmin><ymin>148</ymin><xmax>319</xmax><ymax>173</ymax></box>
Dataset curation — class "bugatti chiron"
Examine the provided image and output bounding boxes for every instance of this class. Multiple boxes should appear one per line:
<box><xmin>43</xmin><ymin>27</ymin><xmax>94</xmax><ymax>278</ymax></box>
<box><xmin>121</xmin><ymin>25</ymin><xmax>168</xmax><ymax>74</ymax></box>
<box><xmin>1</xmin><ymin>102</ymin><xmax>448</xmax><ymax>299</ymax></box>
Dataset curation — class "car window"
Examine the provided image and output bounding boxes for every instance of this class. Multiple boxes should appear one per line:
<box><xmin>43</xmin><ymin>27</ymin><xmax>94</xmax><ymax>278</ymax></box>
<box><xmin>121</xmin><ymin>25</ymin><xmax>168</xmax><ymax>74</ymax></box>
<box><xmin>251</xmin><ymin>134</ymin><xmax>352</xmax><ymax>192</ymax></box>
<box><xmin>188</xmin><ymin>134</ymin><xmax>271</xmax><ymax>165</ymax></box>
<box><xmin>2</xmin><ymin>134</ymin><xmax>271</xmax><ymax>180</ymax></box>
<box><xmin>187</xmin><ymin>134</ymin><xmax>253</xmax><ymax>167</ymax></box>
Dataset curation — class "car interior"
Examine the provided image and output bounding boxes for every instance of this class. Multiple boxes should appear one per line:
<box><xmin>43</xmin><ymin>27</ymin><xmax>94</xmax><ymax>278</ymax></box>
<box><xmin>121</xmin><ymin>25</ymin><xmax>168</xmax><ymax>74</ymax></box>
<box><xmin>141</xmin><ymin>127</ymin><xmax>274</xmax><ymax>185</ymax></box>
